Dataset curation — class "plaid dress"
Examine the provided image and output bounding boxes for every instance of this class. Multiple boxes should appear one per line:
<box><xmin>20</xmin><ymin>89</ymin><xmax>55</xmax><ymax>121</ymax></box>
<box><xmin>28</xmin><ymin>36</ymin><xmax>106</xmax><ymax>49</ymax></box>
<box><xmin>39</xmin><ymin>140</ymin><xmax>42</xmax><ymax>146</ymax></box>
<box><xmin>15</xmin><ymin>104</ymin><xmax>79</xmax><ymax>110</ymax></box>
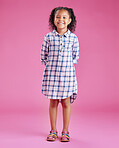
<box><xmin>41</xmin><ymin>29</ymin><xmax>79</xmax><ymax>103</ymax></box>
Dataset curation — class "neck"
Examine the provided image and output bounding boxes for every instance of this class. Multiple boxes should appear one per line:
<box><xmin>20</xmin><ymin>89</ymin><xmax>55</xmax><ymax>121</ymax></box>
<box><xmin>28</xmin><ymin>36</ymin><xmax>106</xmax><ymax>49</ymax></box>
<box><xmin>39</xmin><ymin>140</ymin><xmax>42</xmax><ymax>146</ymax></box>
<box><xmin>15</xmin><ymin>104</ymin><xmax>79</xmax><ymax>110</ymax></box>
<box><xmin>56</xmin><ymin>28</ymin><xmax>68</xmax><ymax>35</ymax></box>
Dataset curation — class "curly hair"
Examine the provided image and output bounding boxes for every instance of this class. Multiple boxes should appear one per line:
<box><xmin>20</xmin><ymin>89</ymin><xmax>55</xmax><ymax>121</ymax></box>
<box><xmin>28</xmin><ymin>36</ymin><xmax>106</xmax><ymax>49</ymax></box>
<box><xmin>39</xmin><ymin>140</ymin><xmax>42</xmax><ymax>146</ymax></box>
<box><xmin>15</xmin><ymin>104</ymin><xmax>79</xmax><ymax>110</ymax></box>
<box><xmin>49</xmin><ymin>7</ymin><xmax>77</xmax><ymax>32</ymax></box>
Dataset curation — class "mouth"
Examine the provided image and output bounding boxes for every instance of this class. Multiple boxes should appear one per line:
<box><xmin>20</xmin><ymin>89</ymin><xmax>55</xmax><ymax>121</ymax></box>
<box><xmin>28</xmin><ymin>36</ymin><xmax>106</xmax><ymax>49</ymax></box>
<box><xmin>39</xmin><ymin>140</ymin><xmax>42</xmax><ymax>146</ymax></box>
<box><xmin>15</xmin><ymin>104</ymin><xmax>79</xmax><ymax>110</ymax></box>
<box><xmin>58</xmin><ymin>22</ymin><xmax>64</xmax><ymax>24</ymax></box>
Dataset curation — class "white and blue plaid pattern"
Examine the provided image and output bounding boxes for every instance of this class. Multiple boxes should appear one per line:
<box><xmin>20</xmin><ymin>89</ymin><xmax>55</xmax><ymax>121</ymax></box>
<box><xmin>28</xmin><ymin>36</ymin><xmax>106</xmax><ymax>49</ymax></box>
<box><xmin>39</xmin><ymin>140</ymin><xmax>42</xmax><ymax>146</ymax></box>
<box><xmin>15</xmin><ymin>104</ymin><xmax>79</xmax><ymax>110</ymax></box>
<box><xmin>41</xmin><ymin>29</ymin><xmax>79</xmax><ymax>103</ymax></box>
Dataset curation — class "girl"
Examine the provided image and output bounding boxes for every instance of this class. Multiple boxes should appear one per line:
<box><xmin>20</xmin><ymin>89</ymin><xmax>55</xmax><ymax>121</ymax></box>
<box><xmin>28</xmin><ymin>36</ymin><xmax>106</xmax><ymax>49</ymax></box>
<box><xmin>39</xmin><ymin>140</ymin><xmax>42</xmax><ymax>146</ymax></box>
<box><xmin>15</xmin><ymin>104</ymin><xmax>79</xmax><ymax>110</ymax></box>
<box><xmin>41</xmin><ymin>7</ymin><xmax>79</xmax><ymax>142</ymax></box>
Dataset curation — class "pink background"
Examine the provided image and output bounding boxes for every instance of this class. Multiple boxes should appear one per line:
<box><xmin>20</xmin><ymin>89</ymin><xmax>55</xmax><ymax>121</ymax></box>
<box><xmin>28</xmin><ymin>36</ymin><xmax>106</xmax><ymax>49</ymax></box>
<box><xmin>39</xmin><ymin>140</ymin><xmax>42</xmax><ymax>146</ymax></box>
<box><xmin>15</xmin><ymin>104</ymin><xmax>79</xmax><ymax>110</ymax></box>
<box><xmin>0</xmin><ymin>0</ymin><xmax>119</xmax><ymax>148</ymax></box>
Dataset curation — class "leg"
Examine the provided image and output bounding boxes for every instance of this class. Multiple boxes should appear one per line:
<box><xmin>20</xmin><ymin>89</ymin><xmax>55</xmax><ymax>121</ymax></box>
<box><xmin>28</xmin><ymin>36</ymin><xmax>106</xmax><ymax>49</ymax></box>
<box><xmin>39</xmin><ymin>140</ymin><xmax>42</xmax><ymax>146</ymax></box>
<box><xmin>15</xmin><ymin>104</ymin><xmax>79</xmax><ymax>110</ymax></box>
<box><xmin>49</xmin><ymin>99</ymin><xmax>59</xmax><ymax>131</ymax></box>
<box><xmin>61</xmin><ymin>97</ymin><xmax>71</xmax><ymax>132</ymax></box>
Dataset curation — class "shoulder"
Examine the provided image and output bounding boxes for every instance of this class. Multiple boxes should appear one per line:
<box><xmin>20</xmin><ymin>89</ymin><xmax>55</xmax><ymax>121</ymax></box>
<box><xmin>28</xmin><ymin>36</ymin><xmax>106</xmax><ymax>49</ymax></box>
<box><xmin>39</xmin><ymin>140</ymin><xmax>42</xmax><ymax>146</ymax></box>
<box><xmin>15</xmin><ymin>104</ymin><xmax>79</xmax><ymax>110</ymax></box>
<box><xmin>69</xmin><ymin>31</ymin><xmax>79</xmax><ymax>43</ymax></box>
<box><xmin>43</xmin><ymin>31</ymin><xmax>54</xmax><ymax>43</ymax></box>
<box><xmin>70</xmin><ymin>31</ymin><xmax>78</xmax><ymax>39</ymax></box>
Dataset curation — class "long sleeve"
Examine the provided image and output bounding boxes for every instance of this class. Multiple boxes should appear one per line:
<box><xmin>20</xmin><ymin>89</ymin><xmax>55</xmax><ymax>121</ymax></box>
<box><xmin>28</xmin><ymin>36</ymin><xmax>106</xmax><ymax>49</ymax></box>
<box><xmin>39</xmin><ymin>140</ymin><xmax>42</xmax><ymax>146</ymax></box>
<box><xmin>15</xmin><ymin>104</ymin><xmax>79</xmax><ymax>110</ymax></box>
<box><xmin>72</xmin><ymin>36</ymin><xmax>79</xmax><ymax>64</ymax></box>
<box><xmin>41</xmin><ymin>35</ymin><xmax>49</xmax><ymax>65</ymax></box>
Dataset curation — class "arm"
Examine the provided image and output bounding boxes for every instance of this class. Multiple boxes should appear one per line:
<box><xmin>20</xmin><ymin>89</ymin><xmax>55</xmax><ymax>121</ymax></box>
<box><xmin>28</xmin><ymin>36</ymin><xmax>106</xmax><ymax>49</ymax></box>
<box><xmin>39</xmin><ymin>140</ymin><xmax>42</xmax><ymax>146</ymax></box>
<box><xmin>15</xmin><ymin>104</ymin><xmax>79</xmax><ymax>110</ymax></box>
<box><xmin>41</xmin><ymin>34</ymin><xmax>49</xmax><ymax>65</ymax></box>
<box><xmin>72</xmin><ymin>36</ymin><xmax>80</xmax><ymax>64</ymax></box>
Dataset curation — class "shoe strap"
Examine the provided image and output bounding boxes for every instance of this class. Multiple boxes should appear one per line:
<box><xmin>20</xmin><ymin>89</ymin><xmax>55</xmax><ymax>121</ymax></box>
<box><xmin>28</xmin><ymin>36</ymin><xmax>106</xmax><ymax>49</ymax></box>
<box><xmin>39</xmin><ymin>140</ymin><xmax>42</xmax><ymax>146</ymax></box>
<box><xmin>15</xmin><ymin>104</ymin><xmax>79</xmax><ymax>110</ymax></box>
<box><xmin>62</xmin><ymin>131</ymin><xmax>69</xmax><ymax>136</ymax></box>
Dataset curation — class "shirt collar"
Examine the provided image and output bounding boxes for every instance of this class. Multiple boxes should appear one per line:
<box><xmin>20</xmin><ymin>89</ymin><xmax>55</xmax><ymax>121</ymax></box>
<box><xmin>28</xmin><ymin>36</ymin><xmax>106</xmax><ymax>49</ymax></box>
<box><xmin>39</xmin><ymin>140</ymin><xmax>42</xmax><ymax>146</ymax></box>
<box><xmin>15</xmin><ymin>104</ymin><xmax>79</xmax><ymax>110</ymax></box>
<box><xmin>53</xmin><ymin>29</ymin><xmax>71</xmax><ymax>38</ymax></box>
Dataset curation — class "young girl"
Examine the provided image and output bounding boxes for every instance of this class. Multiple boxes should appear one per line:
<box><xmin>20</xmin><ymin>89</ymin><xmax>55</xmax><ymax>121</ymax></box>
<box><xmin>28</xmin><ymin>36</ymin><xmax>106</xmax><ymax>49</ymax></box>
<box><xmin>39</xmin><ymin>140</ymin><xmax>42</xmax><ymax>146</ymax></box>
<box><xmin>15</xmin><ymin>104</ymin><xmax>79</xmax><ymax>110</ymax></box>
<box><xmin>41</xmin><ymin>7</ymin><xmax>79</xmax><ymax>142</ymax></box>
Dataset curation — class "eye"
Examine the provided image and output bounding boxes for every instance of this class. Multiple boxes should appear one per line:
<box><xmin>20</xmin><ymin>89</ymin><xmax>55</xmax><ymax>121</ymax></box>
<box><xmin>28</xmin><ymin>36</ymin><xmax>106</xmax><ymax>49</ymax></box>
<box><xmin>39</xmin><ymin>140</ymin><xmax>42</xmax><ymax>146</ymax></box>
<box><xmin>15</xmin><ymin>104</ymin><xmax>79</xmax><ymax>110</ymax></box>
<box><xmin>63</xmin><ymin>17</ymin><xmax>66</xmax><ymax>19</ymax></box>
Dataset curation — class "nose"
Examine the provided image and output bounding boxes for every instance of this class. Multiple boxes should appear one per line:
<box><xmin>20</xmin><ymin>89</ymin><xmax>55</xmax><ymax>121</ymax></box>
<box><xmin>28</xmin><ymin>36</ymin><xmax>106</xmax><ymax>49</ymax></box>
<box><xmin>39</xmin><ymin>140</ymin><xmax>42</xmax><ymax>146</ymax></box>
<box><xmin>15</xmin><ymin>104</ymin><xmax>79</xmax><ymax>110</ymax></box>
<box><xmin>59</xmin><ymin>16</ymin><xmax>63</xmax><ymax>21</ymax></box>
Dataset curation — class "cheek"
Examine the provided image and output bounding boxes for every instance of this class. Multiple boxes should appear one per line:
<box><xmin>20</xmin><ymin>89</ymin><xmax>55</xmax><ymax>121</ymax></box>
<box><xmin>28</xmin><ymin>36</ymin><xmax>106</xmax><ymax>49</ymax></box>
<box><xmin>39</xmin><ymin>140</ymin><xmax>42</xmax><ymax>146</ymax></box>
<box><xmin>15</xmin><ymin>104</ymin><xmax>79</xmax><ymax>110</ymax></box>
<box><xmin>54</xmin><ymin>18</ymin><xmax>57</xmax><ymax>24</ymax></box>
<box><xmin>54</xmin><ymin>21</ymin><xmax>57</xmax><ymax>26</ymax></box>
<box><xmin>66</xmin><ymin>21</ymin><xmax>69</xmax><ymax>24</ymax></box>
<box><xmin>53</xmin><ymin>20</ymin><xmax>56</xmax><ymax>25</ymax></box>
<box><xmin>67</xmin><ymin>20</ymin><xmax>71</xmax><ymax>25</ymax></box>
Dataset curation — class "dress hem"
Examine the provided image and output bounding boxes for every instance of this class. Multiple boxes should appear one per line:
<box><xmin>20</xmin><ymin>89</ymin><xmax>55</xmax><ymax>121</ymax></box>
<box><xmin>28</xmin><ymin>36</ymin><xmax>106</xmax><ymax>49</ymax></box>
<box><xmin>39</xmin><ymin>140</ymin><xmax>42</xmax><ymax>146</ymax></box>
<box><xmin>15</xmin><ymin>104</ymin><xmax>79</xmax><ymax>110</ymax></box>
<box><xmin>42</xmin><ymin>90</ymin><xmax>77</xmax><ymax>104</ymax></box>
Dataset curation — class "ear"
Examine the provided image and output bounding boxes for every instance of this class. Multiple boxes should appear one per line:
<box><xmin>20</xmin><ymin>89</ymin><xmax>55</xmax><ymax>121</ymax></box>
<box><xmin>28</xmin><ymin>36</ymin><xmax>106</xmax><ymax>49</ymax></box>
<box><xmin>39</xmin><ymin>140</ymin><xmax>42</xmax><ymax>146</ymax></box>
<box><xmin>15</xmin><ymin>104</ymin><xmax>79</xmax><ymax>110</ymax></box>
<box><xmin>68</xmin><ymin>18</ymin><xmax>72</xmax><ymax>25</ymax></box>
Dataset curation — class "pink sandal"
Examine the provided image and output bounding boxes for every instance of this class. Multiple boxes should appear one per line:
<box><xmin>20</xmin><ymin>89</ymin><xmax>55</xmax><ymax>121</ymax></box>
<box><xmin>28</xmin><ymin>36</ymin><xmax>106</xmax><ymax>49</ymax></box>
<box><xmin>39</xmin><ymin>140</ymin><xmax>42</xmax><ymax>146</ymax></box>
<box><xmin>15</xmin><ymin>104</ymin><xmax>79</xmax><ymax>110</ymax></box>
<box><xmin>46</xmin><ymin>130</ymin><xmax>58</xmax><ymax>141</ymax></box>
<box><xmin>60</xmin><ymin>131</ymin><xmax>70</xmax><ymax>142</ymax></box>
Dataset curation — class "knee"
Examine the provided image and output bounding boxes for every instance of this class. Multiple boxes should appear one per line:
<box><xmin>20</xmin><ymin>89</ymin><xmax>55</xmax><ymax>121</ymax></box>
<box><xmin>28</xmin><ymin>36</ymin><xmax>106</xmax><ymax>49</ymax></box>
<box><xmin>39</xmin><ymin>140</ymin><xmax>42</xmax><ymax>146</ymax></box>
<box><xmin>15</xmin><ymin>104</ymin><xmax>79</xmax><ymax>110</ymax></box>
<box><xmin>61</xmin><ymin>97</ymin><xmax>70</xmax><ymax>108</ymax></box>
<box><xmin>50</xmin><ymin>99</ymin><xmax>59</xmax><ymax>108</ymax></box>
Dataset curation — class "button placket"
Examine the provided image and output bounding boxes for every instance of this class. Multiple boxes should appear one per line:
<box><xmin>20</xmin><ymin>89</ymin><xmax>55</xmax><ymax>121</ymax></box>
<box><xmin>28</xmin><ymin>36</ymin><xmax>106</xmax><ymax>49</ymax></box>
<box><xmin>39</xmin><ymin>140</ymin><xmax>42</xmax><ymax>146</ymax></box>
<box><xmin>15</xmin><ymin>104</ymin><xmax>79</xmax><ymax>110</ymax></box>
<box><xmin>59</xmin><ymin>35</ymin><xmax>63</xmax><ymax>55</ymax></box>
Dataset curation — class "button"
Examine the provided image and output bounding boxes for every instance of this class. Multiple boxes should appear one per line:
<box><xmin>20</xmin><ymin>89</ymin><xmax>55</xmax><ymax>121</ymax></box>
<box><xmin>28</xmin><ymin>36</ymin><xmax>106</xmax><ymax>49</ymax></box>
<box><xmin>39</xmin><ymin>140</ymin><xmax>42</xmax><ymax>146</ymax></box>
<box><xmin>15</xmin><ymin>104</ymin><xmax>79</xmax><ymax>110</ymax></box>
<box><xmin>60</xmin><ymin>50</ymin><xmax>61</xmax><ymax>52</ymax></box>
<box><xmin>60</xmin><ymin>36</ymin><xmax>62</xmax><ymax>38</ymax></box>
<box><xmin>60</xmin><ymin>43</ymin><xmax>62</xmax><ymax>45</ymax></box>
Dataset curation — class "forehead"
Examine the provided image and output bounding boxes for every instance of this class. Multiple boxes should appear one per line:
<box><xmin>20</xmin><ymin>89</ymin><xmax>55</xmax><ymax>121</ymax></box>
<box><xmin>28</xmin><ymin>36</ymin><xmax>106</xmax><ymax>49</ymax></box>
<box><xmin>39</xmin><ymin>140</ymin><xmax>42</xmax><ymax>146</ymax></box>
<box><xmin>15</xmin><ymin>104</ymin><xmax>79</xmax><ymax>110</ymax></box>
<box><xmin>55</xmin><ymin>9</ymin><xmax>70</xmax><ymax>17</ymax></box>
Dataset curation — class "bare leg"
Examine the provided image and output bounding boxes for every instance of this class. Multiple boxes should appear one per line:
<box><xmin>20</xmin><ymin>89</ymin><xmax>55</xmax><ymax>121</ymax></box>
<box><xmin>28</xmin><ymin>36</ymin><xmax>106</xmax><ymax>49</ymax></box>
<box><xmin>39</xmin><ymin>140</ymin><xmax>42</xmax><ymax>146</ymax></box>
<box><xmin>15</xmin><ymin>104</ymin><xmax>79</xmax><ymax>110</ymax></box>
<box><xmin>49</xmin><ymin>99</ymin><xmax>59</xmax><ymax>131</ymax></box>
<box><xmin>61</xmin><ymin>97</ymin><xmax>71</xmax><ymax>131</ymax></box>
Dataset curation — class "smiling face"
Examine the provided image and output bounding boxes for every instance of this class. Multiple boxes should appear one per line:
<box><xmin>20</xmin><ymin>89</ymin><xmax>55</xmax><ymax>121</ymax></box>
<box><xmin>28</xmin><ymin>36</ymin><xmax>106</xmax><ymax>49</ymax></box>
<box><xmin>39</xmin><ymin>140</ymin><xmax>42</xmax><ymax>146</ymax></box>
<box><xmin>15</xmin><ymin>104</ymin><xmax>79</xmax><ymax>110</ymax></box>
<box><xmin>54</xmin><ymin>9</ymin><xmax>72</xmax><ymax>33</ymax></box>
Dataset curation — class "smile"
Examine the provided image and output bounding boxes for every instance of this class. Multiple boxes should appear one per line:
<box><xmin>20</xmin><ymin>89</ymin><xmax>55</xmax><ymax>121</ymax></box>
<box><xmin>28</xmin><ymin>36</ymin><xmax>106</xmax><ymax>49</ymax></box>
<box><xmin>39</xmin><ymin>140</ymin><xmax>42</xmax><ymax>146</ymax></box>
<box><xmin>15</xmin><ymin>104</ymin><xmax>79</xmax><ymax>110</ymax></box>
<box><xmin>58</xmin><ymin>22</ymin><xmax>64</xmax><ymax>24</ymax></box>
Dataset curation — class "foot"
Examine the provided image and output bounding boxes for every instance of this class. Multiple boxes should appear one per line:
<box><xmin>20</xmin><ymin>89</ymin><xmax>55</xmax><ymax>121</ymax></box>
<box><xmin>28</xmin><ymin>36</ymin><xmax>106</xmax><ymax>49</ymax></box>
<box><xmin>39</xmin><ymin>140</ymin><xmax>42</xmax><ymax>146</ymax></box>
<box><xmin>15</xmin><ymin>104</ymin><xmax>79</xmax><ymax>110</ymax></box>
<box><xmin>60</xmin><ymin>131</ymin><xmax>70</xmax><ymax>142</ymax></box>
<box><xmin>46</xmin><ymin>130</ymin><xmax>58</xmax><ymax>141</ymax></box>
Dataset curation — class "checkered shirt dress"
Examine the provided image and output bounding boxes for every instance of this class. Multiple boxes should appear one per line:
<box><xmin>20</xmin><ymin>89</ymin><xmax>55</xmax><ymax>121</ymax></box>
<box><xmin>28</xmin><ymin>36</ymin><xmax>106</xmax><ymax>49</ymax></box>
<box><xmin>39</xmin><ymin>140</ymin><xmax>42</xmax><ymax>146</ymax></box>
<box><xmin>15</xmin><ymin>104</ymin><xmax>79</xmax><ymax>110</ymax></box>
<box><xmin>41</xmin><ymin>29</ymin><xmax>79</xmax><ymax>103</ymax></box>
